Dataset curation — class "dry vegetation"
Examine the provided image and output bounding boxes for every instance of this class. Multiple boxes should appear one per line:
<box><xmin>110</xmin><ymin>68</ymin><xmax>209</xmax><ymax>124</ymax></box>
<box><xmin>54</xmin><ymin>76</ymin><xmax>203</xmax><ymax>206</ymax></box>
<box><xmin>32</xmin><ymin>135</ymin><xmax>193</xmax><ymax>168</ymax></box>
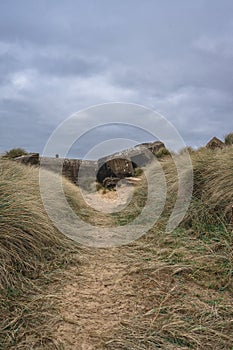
<box><xmin>1</xmin><ymin>148</ymin><xmax>28</xmax><ymax>159</ymax></box>
<box><xmin>0</xmin><ymin>144</ymin><xmax>233</xmax><ymax>349</ymax></box>
<box><xmin>102</xmin><ymin>146</ymin><xmax>233</xmax><ymax>349</ymax></box>
<box><xmin>0</xmin><ymin>159</ymin><xmax>80</xmax><ymax>349</ymax></box>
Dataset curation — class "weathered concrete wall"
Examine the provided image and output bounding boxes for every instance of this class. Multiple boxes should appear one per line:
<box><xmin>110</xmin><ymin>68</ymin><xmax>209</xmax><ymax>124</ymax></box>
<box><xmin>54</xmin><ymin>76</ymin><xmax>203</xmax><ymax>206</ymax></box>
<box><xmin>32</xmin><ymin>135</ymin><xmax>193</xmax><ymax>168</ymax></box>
<box><xmin>96</xmin><ymin>141</ymin><xmax>166</xmax><ymax>183</ymax></box>
<box><xmin>41</xmin><ymin>157</ymin><xmax>97</xmax><ymax>185</ymax></box>
<box><xmin>14</xmin><ymin>141</ymin><xmax>167</xmax><ymax>186</ymax></box>
<box><xmin>206</xmin><ymin>137</ymin><xmax>225</xmax><ymax>150</ymax></box>
<box><xmin>139</xmin><ymin>141</ymin><xmax>165</xmax><ymax>154</ymax></box>
<box><xmin>14</xmin><ymin>153</ymin><xmax>40</xmax><ymax>166</ymax></box>
<box><xmin>97</xmin><ymin>157</ymin><xmax>135</xmax><ymax>183</ymax></box>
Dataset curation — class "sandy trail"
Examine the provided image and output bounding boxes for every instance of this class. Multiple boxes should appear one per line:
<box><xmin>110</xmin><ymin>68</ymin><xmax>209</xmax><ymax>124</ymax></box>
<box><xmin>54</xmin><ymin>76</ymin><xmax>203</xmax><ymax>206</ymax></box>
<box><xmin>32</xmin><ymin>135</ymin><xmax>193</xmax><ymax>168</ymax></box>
<box><xmin>53</xmin><ymin>184</ymin><xmax>145</xmax><ymax>349</ymax></box>
<box><xmin>54</xmin><ymin>247</ymin><xmax>144</xmax><ymax>349</ymax></box>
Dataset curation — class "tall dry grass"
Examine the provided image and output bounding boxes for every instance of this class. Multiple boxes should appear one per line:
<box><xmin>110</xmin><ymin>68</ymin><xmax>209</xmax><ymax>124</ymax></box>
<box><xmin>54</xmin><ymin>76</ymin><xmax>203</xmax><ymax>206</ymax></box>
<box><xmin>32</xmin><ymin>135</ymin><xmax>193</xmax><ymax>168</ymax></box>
<box><xmin>144</xmin><ymin>145</ymin><xmax>233</xmax><ymax>229</ymax></box>
<box><xmin>188</xmin><ymin>146</ymin><xmax>233</xmax><ymax>224</ymax></box>
<box><xmin>0</xmin><ymin>159</ymin><xmax>79</xmax><ymax>349</ymax></box>
<box><xmin>108</xmin><ymin>146</ymin><xmax>233</xmax><ymax>349</ymax></box>
<box><xmin>1</xmin><ymin>145</ymin><xmax>233</xmax><ymax>349</ymax></box>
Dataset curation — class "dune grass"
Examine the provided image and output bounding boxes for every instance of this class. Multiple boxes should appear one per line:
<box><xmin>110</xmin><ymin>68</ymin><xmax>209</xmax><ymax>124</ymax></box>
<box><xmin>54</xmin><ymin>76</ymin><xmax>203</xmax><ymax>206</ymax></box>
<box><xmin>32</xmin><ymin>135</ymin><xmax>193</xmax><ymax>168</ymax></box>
<box><xmin>105</xmin><ymin>146</ymin><xmax>233</xmax><ymax>349</ymax></box>
<box><xmin>0</xmin><ymin>145</ymin><xmax>233</xmax><ymax>349</ymax></box>
<box><xmin>51</xmin><ymin>146</ymin><xmax>233</xmax><ymax>349</ymax></box>
<box><xmin>0</xmin><ymin>159</ymin><xmax>80</xmax><ymax>349</ymax></box>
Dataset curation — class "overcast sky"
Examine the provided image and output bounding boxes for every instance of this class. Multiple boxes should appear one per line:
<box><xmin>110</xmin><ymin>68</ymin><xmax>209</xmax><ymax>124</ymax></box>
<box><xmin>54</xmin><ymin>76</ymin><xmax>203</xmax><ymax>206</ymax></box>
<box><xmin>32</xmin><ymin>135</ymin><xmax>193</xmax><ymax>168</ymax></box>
<box><xmin>0</xmin><ymin>0</ymin><xmax>233</xmax><ymax>158</ymax></box>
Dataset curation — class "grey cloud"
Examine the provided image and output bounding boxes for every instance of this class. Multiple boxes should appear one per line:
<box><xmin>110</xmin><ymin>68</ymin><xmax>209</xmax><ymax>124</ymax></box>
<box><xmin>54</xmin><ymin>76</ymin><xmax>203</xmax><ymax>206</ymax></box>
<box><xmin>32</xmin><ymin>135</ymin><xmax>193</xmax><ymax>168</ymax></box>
<box><xmin>0</xmin><ymin>0</ymin><xmax>233</xmax><ymax>156</ymax></box>
<box><xmin>34</xmin><ymin>53</ymin><xmax>105</xmax><ymax>77</ymax></box>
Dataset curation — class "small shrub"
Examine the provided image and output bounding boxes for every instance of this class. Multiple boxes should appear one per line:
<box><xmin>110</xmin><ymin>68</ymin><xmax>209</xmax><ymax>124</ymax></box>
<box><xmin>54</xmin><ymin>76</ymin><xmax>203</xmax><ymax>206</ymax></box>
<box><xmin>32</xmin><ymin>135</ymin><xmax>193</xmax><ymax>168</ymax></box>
<box><xmin>179</xmin><ymin>146</ymin><xmax>195</xmax><ymax>155</ymax></box>
<box><xmin>134</xmin><ymin>167</ymin><xmax>143</xmax><ymax>177</ymax></box>
<box><xmin>224</xmin><ymin>132</ymin><xmax>233</xmax><ymax>145</ymax></box>
<box><xmin>3</xmin><ymin>147</ymin><xmax>28</xmax><ymax>159</ymax></box>
<box><xmin>155</xmin><ymin>147</ymin><xmax>170</xmax><ymax>158</ymax></box>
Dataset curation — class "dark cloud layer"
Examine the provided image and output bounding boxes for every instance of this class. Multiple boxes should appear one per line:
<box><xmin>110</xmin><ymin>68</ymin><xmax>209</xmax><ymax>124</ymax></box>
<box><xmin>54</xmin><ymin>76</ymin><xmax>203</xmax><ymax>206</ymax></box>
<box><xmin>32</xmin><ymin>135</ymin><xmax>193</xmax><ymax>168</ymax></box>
<box><xmin>0</xmin><ymin>0</ymin><xmax>233</xmax><ymax>157</ymax></box>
